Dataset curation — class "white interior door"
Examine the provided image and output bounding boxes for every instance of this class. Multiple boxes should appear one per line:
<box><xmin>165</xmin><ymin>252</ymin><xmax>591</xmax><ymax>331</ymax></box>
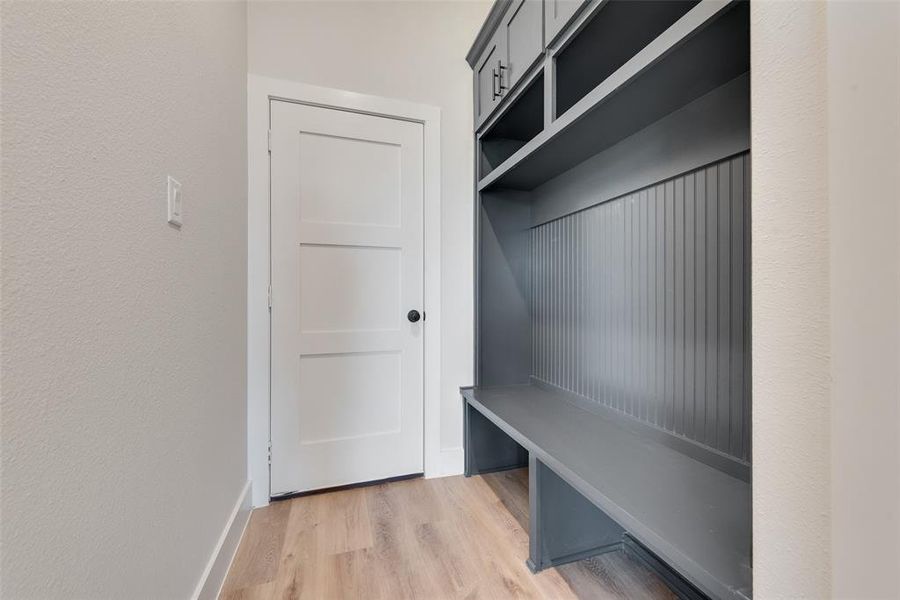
<box><xmin>270</xmin><ymin>100</ymin><xmax>424</xmax><ymax>496</ymax></box>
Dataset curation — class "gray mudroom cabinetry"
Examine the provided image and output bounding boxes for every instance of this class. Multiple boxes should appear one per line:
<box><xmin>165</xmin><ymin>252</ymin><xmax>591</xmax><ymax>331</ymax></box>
<box><xmin>543</xmin><ymin>0</ymin><xmax>586</xmax><ymax>45</ymax></box>
<box><xmin>462</xmin><ymin>1</ymin><xmax>752</xmax><ymax>599</ymax></box>
<box><xmin>472</xmin><ymin>0</ymin><xmax>544</xmax><ymax>128</ymax></box>
<box><xmin>474</xmin><ymin>31</ymin><xmax>504</xmax><ymax>125</ymax></box>
<box><xmin>501</xmin><ymin>0</ymin><xmax>544</xmax><ymax>91</ymax></box>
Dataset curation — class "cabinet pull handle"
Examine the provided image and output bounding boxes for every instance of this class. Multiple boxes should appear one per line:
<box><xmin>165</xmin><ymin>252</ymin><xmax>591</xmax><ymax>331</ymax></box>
<box><xmin>497</xmin><ymin>60</ymin><xmax>508</xmax><ymax>95</ymax></box>
<box><xmin>492</xmin><ymin>67</ymin><xmax>501</xmax><ymax>100</ymax></box>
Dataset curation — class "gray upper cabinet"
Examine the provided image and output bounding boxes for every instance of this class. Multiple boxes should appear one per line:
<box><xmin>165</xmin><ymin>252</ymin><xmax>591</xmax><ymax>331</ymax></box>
<box><xmin>472</xmin><ymin>0</ymin><xmax>544</xmax><ymax>128</ymax></box>
<box><xmin>501</xmin><ymin>0</ymin><xmax>544</xmax><ymax>91</ymax></box>
<box><xmin>544</xmin><ymin>0</ymin><xmax>587</xmax><ymax>46</ymax></box>
<box><xmin>475</xmin><ymin>31</ymin><xmax>505</xmax><ymax>126</ymax></box>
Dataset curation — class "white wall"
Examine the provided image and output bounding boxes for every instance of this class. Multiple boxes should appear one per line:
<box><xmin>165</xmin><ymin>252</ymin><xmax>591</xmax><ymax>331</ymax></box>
<box><xmin>751</xmin><ymin>2</ymin><xmax>831</xmax><ymax>596</ymax></box>
<box><xmin>828</xmin><ymin>2</ymin><xmax>900</xmax><ymax>597</ymax></box>
<box><xmin>0</xmin><ymin>2</ymin><xmax>249</xmax><ymax>598</ymax></box>
<box><xmin>247</xmin><ymin>0</ymin><xmax>491</xmax><ymax>460</ymax></box>
<box><xmin>752</xmin><ymin>1</ymin><xmax>900</xmax><ymax>597</ymax></box>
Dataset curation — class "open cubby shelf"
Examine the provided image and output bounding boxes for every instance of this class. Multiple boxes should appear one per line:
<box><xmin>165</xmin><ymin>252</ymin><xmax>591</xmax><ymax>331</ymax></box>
<box><xmin>479</xmin><ymin>73</ymin><xmax>544</xmax><ymax>179</ymax></box>
<box><xmin>555</xmin><ymin>0</ymin><xmax>700</xmax><ymax>117</ymax></box>
<box><xmin>478</xmin><ymin>0</ymin><xmax>749</xmax><ymax>192</ymax></box>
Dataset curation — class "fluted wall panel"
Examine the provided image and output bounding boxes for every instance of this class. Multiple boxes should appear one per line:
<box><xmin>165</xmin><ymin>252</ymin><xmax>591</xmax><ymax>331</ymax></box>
<box><xmin>532</xmin><ymin>153</ymin><xmax>751</xmax><ymax>462</ymax></box>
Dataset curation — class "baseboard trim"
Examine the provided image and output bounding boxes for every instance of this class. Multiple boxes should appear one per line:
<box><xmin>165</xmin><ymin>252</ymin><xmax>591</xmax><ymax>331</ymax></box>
<box><xmin>437</xmin><ymin>446</ymin><xmax>464</xmax><ymax>477</ymax></box>
<box><xmin>192</xmin><ymin>480</ymin><xmax>252</xmax><ymax>600</ymax></box>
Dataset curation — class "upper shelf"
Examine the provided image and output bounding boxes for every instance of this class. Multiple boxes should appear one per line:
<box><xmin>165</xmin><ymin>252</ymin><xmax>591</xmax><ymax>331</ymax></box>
<box><xmin>478</xmin><ymin>0</ymin><xmax>749</xmax><ymax>192</ymax></box>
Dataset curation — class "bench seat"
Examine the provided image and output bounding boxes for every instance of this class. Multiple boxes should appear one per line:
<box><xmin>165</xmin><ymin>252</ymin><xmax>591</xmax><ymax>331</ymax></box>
<box><xmin>461</xmin><ymin>384</ymin><xmax>751</xmax><ymax>600</ymax></box>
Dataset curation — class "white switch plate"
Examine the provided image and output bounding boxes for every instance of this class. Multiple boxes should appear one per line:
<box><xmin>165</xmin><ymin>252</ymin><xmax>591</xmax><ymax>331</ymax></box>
<box><xmin>167</xmin><ymin>176</ymin><xmax>182</xmax><ymax>226</ymax></box>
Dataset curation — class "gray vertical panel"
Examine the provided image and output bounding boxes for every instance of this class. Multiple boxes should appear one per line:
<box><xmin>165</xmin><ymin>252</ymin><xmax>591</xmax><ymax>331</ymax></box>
<box><xmin>568</xmin><ymin>216</ymin><xmax>575</xmax><ymax>392</ymax></box>
<box><xmin>648</xmin><ymin>190</ymin><xmax>654</xmax><ymax>425</ymax></box>
<box><xmin>591</xmin><ymin>210</ymin><xmax>597</xmax><ymax>397</ymax></box>
<box><xmin>585</xmin><ymin>210</ymin><xmax>592</xmax><ymax>395</ymax></box>
<box><xmin>655</xmin><ymin>184</ymin><xmax>666</xmax><ymax>429</ymax></box>
<box><xmin>632</xmin><ymin>193</ymin><xmax>641</xmax><ymax>418</ymax></box>
<box><xmin>717</xmin><ymin>161</ymin><xmax>731</xmax><ymax>453</ymax></box>
<box><xmin>730</xmin><ymin>155</ymin><xmax>745</xmax><ymax>459</ymax></box>
<box><xmin>665</xmin><ymin>180</ymin><xmax>675</xmax><ymax>430</ymax></box>
<box><xmin>539</xmin><ymin>225</ymin><xmax>544</xmax><ymax>381</ymax></box>
<box><xmin>602</xmin><ymin>205</ymin><xmax>610</xmax><ymax>405</ymax></box>
<box><xmin>527</xmin><ymin>152</ymin><xmax>751</xmax><ymax>462</ymax></box>
<box><xmin>639</xmin><ymin>190</ymin><xmax>648</xmax><ymax>422</ymax></box>
<box><xmin>558</xmin><ymin>218</ymin><xmax>565</xmax><ymax>389</ymax></box>
<box><xmin>543</xmin><ymin>224</ymin><xmax>548</xmax><ymax>381</ymax></box>
<box><xmin>625</xmin><ymin>196</ymin><xmax>633</xmax><ymax>416</ymax></box>
<box><xmin>529</xmin><ymin>155</ymin><xmax>750</xmax><ymax>460</ymax></box>
<box><xmin>544</xmin><ymin>222</ymin><xmax>549</xmax><ymax>383</ymax></box>
<box><xmin>684</xmin><ymin>174</ymin><xmax>696</xmax><ymax>441</ymax></box>
<box><xmin>532</xmin><ymin>228</ymin><xmax>537</xmax><ymax>378</ymax></box>
<box><xmin>619</xmin><ymin>201</ymin><xmax>626</xmax><ymax>413</ymax></box>
<box><xmin>694</xmin><ymin>170</ymin><xmax>707</xmax><ymax>446</ymax></box>
<box><xmin>605</xmin><ymin>203</ymin><xmax>612</xmax><ymax>407</ymax></box>
<box><xmin>578</xmin><ymin>212</ymin><xmax>594</xmax><ymax>397</ymax></box>
<box><xmin>742</xmin><ymin>154</ymin><xmax>752</xmax><ymax>462</ymax></box>
<box><xmin>705</xmin><ymin>165</ymin><xmax>719</xmax><ymax>448</ymax></box>
<box><xmin>675</xmin><ymin>178</ymin><xmax>685</xmax><ymax>435</ymax></box>
<box><xmin>566</xmin><ymin>217</ymin><xmax>578</xmax><ymax>391</ymax></box>
<box><xmin>563</xmin><ymin>216</ymin><xmax>569</xmax><ymax>389</ymax></box>
<box><xmin>553</xmin><ymin>219</ymin><xmax>558</xmax><ymax>385</ymax></box>
<box><xmin>558</xmin><ymin>219</ymin><xmax>563</xmax><ymax>387</ymax></box>
<box><xmin>576</xmin><ymin>212</ymin><xmax>584</xmax><ymax>397</ymax></box>
<box><xmin>536</xmin><ymin>226</ymin><xmax>541</xmax><ymax>380</ymax></box>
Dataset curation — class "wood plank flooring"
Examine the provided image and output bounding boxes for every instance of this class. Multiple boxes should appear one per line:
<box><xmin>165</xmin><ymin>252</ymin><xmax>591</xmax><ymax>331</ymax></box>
<box><xmin>220</xmin><ymin>469</ymin><xmax>676</xmax><ymax>599</ymax></box>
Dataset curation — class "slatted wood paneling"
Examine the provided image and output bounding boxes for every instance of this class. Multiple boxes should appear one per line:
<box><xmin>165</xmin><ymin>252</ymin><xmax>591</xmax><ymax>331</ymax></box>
<box><xmin>531</xmin><ymin>153</ymin><xmax>750</xmax><ymax>462</ymax></box>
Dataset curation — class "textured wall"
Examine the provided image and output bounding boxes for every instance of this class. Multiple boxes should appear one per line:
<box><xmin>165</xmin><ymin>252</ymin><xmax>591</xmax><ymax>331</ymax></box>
<box><xmin>247</xmin><ymin>0</ymin><xmax>491</xmax><ymax>453</ymax></box>
<box><xmin>1</xmin><ymin>2</ymin><xmax>248</xmax><ymax>598</ymax></box>
<box><xmin>532</xmin><ymin>154</ymin><xmax>750</xmax><ymax>463</ymax></box>
<box><xmin>828</xmin><ymin>2</ymin><xmax>900</xmax><ymax>597</ymax></box>
<box><xmin>750</xmin><ymin>2</ymin><xmax>832</xmax><ymax>597</ymax></box>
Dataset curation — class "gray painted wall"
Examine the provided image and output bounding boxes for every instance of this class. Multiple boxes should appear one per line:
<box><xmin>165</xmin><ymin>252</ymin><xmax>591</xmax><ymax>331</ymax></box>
<box><xmin>1</xmin><ymin>3</ymin><xmax>248</xmax><ymax>598</ymax></box>
<box><xmin>480</xmin><ymin>190</ymin><xmax>534</xmax><ymax>386</ymax></box>
<box><xmin>531</xmin><ymin>153</ymin><xmax>751</xmax><ymax>462</ymax></box>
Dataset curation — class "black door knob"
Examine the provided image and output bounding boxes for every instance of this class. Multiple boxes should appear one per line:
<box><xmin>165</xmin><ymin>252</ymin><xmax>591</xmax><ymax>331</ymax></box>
<box><xmin>407</xmin><ymin>310</ymin><xmax>421</xmax><ymax>323</ymax></box>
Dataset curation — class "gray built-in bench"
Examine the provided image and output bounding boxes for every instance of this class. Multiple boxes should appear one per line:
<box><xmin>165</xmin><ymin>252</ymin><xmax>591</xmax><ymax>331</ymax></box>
<box><xmin>463</xmin><ymin>385</ymin><xmax>751</xmax><ymax>599</ymax></box>
<box><xmin>463</xmin><ymin>1</ymin><xmax>751</xmax><ymax>599</ymax></box>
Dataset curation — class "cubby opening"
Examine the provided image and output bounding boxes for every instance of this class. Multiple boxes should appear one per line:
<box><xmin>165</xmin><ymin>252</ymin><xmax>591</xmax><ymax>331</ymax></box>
<box><xmin>479</xmin><ymin>1</ymin><xmax>750</xmax><ymax>192</ymax></box>
<box><xmin>479</xmin><ymin>73</ymin><xmax>544</xmax><ymax>179</ymax></box>
<box><xmin>555</xmin><ymin>0</ymin><xmax>699</xmax><ymax>118</ymax></box>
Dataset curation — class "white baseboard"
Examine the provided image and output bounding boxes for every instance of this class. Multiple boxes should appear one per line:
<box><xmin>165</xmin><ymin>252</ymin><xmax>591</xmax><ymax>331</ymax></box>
<box><xmin>193</xmin><ymin>480</ymin><xmax>252</xmax><ymax>600</ymax></box>
<box><xmin>438</xmin><ymin>447</ymin><xmax>464</xmax><ymax>477</ymax></box>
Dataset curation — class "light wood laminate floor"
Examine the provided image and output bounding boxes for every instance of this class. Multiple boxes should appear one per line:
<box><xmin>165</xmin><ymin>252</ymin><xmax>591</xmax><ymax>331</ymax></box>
<box><xmin>220</xmin><ymin>469</ymin><xmax>676</xmax><ymax>599</ymax></box>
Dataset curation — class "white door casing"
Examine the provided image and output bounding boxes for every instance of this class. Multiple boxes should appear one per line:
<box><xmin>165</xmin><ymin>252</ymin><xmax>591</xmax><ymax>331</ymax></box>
<box><xmin>270</xmin><ymin>100</ymin><xmax>425</xmax><ymax>495</ymax></box>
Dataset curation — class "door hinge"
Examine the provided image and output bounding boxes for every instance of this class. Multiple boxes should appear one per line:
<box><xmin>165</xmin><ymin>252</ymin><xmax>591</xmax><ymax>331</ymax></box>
<box><xmin>267</xmin><ymin>441</ymin><xmax>272</xmax><ymax>466</ymax></box>
<box><xmin>267</xmin><ymin>130</ymin><xmax>272</xmax><ymax>153</ymax></box>
<box><xmin>267</xmin><ymin>285</ymin><xmax>272</xmax><ymax>310</ymax></box>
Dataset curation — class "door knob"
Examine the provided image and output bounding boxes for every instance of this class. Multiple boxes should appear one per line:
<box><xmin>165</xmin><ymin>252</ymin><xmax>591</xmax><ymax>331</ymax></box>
<box><xmin>407</xmin><ymin>310</ymin><xmax>421</xmax><ymax>323</ymax></box>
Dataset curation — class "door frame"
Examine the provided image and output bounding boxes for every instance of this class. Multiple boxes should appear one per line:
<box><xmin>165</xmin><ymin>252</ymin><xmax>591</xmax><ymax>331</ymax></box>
<box><xmin>248</xmin><ymin>74</ymin><xmax>442</xmax><ymax>507</ymax></box>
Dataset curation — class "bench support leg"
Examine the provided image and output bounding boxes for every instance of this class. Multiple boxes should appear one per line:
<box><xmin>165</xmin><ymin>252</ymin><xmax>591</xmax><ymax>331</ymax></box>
<box><xmin>527</xmin><ymin>454</ymin><xmax>625</xmax><ymax>572</ymax></box>
<box><xmin>463</xmin><ymin>399</ymin><xmax>528</xmax><ymax>476</ymax></box>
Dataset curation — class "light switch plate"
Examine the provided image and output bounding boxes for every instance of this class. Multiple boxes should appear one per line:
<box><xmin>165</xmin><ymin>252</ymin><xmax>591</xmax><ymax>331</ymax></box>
<box><xmin>167</xmin><ymin>176</ymin><xmax>182</xmax><ymax>226</ymax></box>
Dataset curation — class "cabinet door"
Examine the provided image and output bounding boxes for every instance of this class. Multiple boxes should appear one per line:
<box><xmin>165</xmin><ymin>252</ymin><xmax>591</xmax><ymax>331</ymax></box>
<box><xmin>544</xmin><ymin>0</ymin><xmax>586</xmax><ymax>46</ymax></box>
<box><xmin>502</xmin><ymin>0</ymin><xmax>544</xmax><ymax>91</ymax></box>
<box><xmin>475</xmin><ymin>33</ymin><xmax>503</xmax><ymax>125</ymax></box>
